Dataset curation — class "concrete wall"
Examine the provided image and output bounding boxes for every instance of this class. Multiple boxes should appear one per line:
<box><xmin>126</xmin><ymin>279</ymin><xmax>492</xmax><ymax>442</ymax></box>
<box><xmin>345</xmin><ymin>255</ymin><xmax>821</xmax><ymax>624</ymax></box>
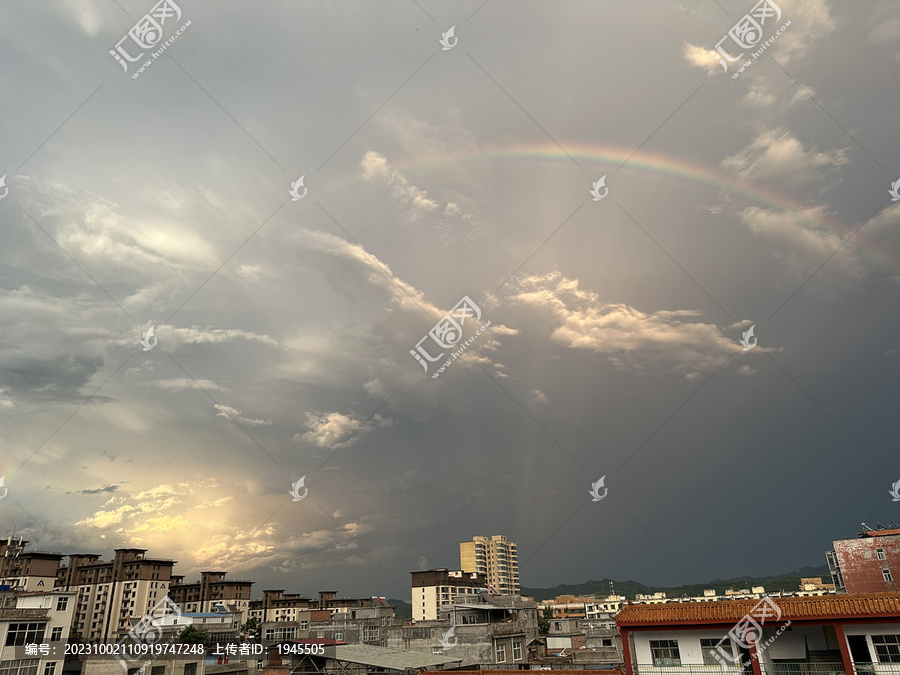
<box><xmin>834</xmin><ymin>536</ymin><xmax>900</xmax><ymax>594</ymax></box>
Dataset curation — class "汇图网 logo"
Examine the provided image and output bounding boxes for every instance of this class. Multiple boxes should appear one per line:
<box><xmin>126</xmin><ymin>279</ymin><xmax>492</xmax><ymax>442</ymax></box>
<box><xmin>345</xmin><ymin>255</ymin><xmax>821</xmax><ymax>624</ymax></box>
<box><xmin>410</xmin><ymin>296</ymin><xmax>491</xmax><ymax>379</ymax></box>
<box><xmin>140</xmin><ymin>325</ymin><xmax>158</xmax><ymax>351</ymax></box>
<box><xmin>110</xmin><ymin>0</ymin><xmax>191</xmax><ymax>79</ymax></box>
<box><xmin>710</xmin><ymin>0</ymin><xmax>789</xmax><ymax>78</ymax></box>
<box><xmin>289</xmin><ymin>476</ymin><xmax>308</xmax><ymax>501</ymax></box>
<box><xmin>438</xmin><ymin>626</ymin><xmax>458</xmax><ymax>650</ymax></box>
<box><xmin>440</xmin><ymin>26</ymin><xmax>458</xmax><ymax>50</ymax></box>
<box><xmin>740</xmin><ymin>324</ymin><xmax>757</xmax><ymax>351</ymax></box>
<box><xmin>289</xmin><ymin>175</ymin><xmax>307</xmax><ymax>201</ymax></box>
<box><xmin>589</xmin><ymin>476</ymin><xmax>608</xmax><ymax>502</ymax></box>
<box><xmin>590</xmin><ymin>176</ymin><xmax>608</xmax><ymax>201</ymax></box>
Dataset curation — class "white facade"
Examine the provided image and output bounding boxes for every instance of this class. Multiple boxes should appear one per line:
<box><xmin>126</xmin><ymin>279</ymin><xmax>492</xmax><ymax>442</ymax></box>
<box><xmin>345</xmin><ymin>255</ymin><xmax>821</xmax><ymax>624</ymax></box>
<box><xmin>413</xmin><ymin>583</ymin><xmax>481</xmax><ymax>621</ymax></box>
<box><xmin>630</xmin><ymin>622</ymin><xmax>900</xmax><ymax>673</ymax></box>
<box><xmin>0</xmin><ymin>591</ymin><xmax>76</xmax><ymax>675</ymax></box>
<box><xmin>0</xmin><ymin>578</ymin><xmax>57</xmax><ymax>593</ymax></box>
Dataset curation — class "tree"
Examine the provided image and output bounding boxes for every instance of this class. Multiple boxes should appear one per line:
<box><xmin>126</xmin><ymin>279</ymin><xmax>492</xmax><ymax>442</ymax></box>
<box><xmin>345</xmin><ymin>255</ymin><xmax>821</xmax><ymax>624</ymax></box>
<box><xmin>538</xmin><ymin>606</ymin><xmax>553</xmax><ymax>635</ymax></box>
<box><xmin>241</xmin><ymin>618</ymin><xmax>261</xmax><ymax>641</ymax></box>
<box><xmin>68</xmin><ymin>628</ymin><xmax>84</xmax><ymax>644</ymax></box>
<box><xmin>178</xmin><ymin>625</ymin><xmax>207</xmax><ymax>644</ymax></box>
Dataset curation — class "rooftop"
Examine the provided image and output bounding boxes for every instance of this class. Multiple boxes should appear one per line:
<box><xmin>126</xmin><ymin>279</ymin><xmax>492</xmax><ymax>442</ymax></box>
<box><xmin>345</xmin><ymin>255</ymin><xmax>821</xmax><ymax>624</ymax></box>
<box><xmin>322</xmin><ymin>644</ymin><xmax>462</xmax><ymax>671</ymax></box>
<box><xmin>616</xmin><ymin>591</ymin><xmax>900</xmax><ymax>626</ymax></box>
<box><xmin>859</xmin><ymin>528</ymin><xmax>900</xmax><ymax>538</ymax></box>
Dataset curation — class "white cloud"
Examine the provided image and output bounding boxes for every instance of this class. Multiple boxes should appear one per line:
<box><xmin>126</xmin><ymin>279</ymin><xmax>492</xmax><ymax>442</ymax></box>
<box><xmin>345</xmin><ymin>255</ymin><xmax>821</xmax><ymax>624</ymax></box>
<box><xmin>361</xmin><ymin>151</ymin><xmax>440</xmax><ymax>218</ymax></box>
<box><xmin>294</xmin><ymin>411</ymin><xmax>394</xmax><ymax>450</ymax></box>
<box><xmin>736</xmin><ymin>206</ymin><xmax>863</xmax><ymax>280</ymax></box>
<box><xmin>530</xmin><ymin>389</ymin><xmax>549</xmax><ymax>404</ymax></box>
<box><xmin>149</xmin><ymin>378</ymin><xmax>224</xmax><ymax>392</ymax></box>
<box><xmin>214</xmin><ymin>404</ymin><xmax>273</xmax><ymax>427</ymax></box>
<box><xmin>682</xmin><ymin>42</ymin><xmax>720</xmax><ymax>75</ymax></box>
<box><xmin>360</xmin><ymin>151</ymin><xmax>478</xmax><ymax>241</ymax></box>
<box><xmin>720</xmin><ymin>129</ymin><xmax>848</xmax><ymax>190</ymax></box>
<box><xmin>506</xmin><ymin>271</ymin><xmax>759</xmax><ymax>378</ymax></box>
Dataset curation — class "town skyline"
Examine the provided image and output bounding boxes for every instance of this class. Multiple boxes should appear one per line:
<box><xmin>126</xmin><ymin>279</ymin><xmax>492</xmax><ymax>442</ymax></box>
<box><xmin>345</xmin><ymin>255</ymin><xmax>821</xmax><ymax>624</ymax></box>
<box><xmin>2</xmin><ymin>0</ymin><xmax>899</xmax><ymax>603</ymax></box>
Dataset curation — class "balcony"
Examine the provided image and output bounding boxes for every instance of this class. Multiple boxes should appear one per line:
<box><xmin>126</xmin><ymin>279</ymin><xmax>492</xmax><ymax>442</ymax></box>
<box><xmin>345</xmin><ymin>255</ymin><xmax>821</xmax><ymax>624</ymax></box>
<box><xmin>633</xmin><ymin>663</ymin><xmax>900</xmax><ymax>675</ymax></box>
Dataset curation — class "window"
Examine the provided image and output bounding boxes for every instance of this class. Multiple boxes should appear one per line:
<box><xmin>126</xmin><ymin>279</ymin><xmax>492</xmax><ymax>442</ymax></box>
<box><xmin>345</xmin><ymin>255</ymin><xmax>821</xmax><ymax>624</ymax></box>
<box><xmin>513</xmin><ymin>642</ymin><xmax>522</xmax><ymax>660</ymax></box>
<box><xmin>264</xmin><ymin>627</ymin><xmax>297</xmax><ymax>641</ymax></box>
<box><xmin>127</xmin><ymin>669</ymin><xmax>141</xmax><ymax>675</ymax></box>
<box><xmin>877</xmin><ymin>549</ymin><xmax>887</xmax><ymax>561</ymax></box>
<box><xmin>433</xmin><ymin>647</ymin><xmax>443</xmax><ymax>655</ymax></box>
<box><xmin>5</xmin><ymin>624</ymin><xmax>45</xmax><ymax>647</ymax></box>
<box><xmin>650</xmin><ymin>640</ymin><xmax>681</xmax><ymax>666</ymax></box>
<box><xmin>183</xmin><ymin>664</ymin><xmax>197</xmax><ymax>675</ymax></box>
<box><xmin>334</xmin><ymin>631</ymin><xmax>344</xmax><ymax>641</ymax></box>
<box><xmin>50</xmin><ymin>628</ymin><xmax>62</xmax><ymax>642</ymax></box>
<box><xmin>496</xmin><ymin>644</ymin><xmax>507</xmax><ymax>663</ymax></box>
<box><xmin>55</xmin><ymin>598</ymin><xmax>68</xmax><ymax>612</ymax></box>
<box><xmin>873</xmin><ymin>635</ymin><xmax>900</xmax><ymax>662</ymax></box>
<box><xmin>701</xmin><ymin>638</ymin><xmax>731</xmax><ymax>665</ymax></box>
<box><xmin>151</xmin><ymin>667</ymin><xmax>165</xmax><ymax>675</ymax></box>
<box><xmin>884</xmin><ymin>569</ymin><xmax>894</xmax><ymax>582</ymax></box>
<box><xmin>363</xmin><ymin>626</ymin><xmax>379</xmax><ymax>642</ymax></box>
<box><xmin>602</xmin><ymin>639</ymin><xmax>613</xmax><ymax>647</ymax></box>
<box><xmin>554</xmin><ymin>622</ymin><xmax>562</xmax><ymax>631</ymax></box>
<box><xmin>299</xmin><ymin>621</ymin><xmax>308</xmax><ymax>630</ymax></box>
<box><xmin>42</xmin><ymin>665</ymin><xmax>55</xmax><ymax>675</ymax></box>
<box><xmin>256</xmin><ymin>661</ymin><xmax>263</xmax><ymax>670</ymax></box>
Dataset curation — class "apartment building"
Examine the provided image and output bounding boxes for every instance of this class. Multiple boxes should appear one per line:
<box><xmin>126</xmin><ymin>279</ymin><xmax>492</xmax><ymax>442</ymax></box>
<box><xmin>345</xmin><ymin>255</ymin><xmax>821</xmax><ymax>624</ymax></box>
<box><xmin>0</xmin><ymin>540</ymin><xmax>63</xmax><ymax>592</ymax></box>
<box><xmin>460</xmin><ymin>536</ymin><xmax>519</xmax><ymax>595</ymax></box>
<box><xmin>168</xmin><ymin>573</ymin><xmax>253</xmax><ymax>625</ymax></box>
<box><xmin>539</xmin><ymin>595</ymin><xmax>613</xmax><ymax>620</ymax></box>
<box><xmin>828</xmin><ymin>526</ymin><xmax>900</xmax><ymax>593</ymax></box>
<box><xmin>411</xmin><ymin>570</ymin><xmax>487</xmax><ymax>621</ymax></box>
<box><xmin>0</xmin><ymin>587</ymin><xmax>75</xmax><ymax>675</ymax></box>
<box><xmin>247</xmin><ymin>591</ymin><xmax>390</xmax><ymax>625</ymax></box>
<box><xmin>309</xmin><ymin>605</ymin><xmax>399</xmax><ymax>647</ymax></box>
<box><xmin>55</xmin><ymin>548</ymin><xmax>177</xmax><ymax>642</ymax></box>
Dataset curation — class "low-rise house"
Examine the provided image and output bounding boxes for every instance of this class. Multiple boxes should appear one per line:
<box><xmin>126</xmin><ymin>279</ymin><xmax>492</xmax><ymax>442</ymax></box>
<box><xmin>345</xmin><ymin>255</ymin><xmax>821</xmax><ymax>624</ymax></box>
<box><xmin>387</xmin><ymin>593</ymin><xmax>537</xmax><ymax>667</ymax></box>
<box><xmin>616</xmin><ymin>591</ymin><xmax>900</xmax><ymax>675</ymax></box>
<box><xmin>0</xmin><ymin>587</ymin><xmax>75</xmax><ymax>675</ymax></box>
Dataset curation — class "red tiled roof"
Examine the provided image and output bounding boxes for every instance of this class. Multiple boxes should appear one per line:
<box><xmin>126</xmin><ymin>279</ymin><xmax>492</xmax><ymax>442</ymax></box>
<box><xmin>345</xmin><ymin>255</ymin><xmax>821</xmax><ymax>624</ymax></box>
<box><xmin>422</xmin><ymin>671</ymin><xmax>624</xmax><ymax>675</ymax></box>
<box><xmin>861</xmin><ymin>529</ymin><xmax>900</xmax><ymax>537</ymax></box>
<box><xmin>616</xmin><ymin>592</ymin><xmax>900</xmax><ymax>627</ymax></box>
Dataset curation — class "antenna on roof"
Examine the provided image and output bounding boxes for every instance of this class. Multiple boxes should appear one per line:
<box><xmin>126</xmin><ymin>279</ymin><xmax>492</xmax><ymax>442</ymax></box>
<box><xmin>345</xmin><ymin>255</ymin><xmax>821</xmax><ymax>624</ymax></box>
<box><xmin>890</xmin><ymin>521</ymin><xmax>900</xmax><ymax>529</ymax></box>
<box><xmin>861</xmin><ymin>522</ymin><xmax>874</xmax><ymax>532</ymax></box>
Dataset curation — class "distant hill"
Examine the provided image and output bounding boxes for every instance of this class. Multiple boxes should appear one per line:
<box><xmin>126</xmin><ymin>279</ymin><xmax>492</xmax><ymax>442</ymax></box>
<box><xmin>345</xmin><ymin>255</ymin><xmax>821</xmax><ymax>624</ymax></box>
<box><xmin>521</xmin><ymin>565</ymin><xmax>831</xmax><ymax>602</ymax></box>
<box><xmin>389</xmin><ymin>598</ymin><xmax>412</xmax><ymax>619</ymax></box>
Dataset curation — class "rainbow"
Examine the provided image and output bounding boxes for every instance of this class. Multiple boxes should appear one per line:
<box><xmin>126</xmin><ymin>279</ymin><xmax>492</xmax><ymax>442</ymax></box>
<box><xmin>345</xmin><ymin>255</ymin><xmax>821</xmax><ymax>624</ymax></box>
<box><xmin>385</xmin><ymin>141</ymin><xmax>893</xmax><ymax>271</ymax></box>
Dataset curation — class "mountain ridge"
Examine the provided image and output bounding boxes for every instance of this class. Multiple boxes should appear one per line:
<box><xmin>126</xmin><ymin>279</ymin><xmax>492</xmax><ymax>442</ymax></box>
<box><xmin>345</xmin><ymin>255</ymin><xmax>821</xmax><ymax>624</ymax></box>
<box><xmin>520</xmin><ymin>564</ymin><xmax>831</xmax><ymax>602</ymax></box>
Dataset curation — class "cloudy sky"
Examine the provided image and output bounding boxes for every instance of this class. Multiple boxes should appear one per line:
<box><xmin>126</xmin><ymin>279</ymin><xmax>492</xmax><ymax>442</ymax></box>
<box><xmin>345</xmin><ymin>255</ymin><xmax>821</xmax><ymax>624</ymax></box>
<box><xmin>1</xmin><ymin>0</ymin><xmax>899</xmax><ymax>603</ymax></box>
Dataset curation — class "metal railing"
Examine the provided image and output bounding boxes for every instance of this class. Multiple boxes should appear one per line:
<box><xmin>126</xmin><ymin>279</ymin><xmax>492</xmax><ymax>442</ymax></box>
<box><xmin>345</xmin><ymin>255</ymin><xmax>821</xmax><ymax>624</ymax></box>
<box><xmin>763</xmin><ymin>664</ymin><xmax>846</xmax><ymax>675</ymax></box>
<box><xmin>851</xmin><ymin>665</ymin><xmax>900</xmax><ymax>675</ymax></box>
<box><xmin>635</xmin><ymin>662</ymin><xmax>900</xmax><ymax>675</ymax></box>
<box><xmin>634</xmin><ymin>664</ymin><xmax>744</xmax><ymax>675</ymax></box>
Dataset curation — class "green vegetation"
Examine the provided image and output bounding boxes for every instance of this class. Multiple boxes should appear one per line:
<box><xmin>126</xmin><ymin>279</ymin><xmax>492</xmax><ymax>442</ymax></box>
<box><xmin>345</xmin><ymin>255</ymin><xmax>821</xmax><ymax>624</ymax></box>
<box><xmin>521</xmin><ymin>565</ymin><xmax>830</xmax><ymax>602</ymax></box>
<box><xmin>389</xmin><ymin>599</ymin><xmax>412</xmax><ymax>619</ymax></box>
<box><xmin>241</xmin><ymin>617</ymin><xmax>261</xmax><ymax>641</ymax></box>
<box><xmin>538</xmin><ymin>606</ymin><xmax>553</xmax><ymax>635</ymax></box>
<box><xmin>178</xmin><ymin>625</ymin><xmax>207</xmax><ymax>644</ymax></box>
